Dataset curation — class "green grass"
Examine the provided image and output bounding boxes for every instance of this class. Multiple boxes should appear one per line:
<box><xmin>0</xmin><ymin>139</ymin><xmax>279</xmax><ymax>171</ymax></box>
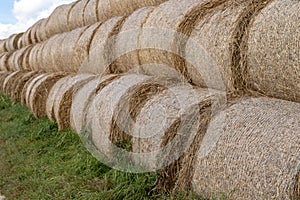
<box><xmin>0</xmin><ymin>94</ymin><xmax>205</xmax><ymax>200</ymax></box>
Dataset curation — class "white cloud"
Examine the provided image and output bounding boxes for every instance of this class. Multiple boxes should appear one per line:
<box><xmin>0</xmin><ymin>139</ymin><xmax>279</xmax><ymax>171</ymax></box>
<box><xmin>0</xmin><ymin>0</ymin><xmax>75</xmax><ymax>39</ymax></box>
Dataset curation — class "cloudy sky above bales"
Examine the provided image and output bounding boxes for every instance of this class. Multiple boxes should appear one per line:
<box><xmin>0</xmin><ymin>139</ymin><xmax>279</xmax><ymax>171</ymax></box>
<box><xmin>0</xmin><ymin>0</ymin><xmax>76</xmax><ymax>39</ymax></box>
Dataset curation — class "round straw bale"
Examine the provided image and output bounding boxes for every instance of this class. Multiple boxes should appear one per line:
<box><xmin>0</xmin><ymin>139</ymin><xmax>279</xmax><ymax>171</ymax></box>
<box><xmin>0</xmin><ymin>72</ymin><xmax>11</xmax><ymax>93</ymax></box>
<box><xmin>28</xmin><ymin>73</ymin><xmax>67</xmax><ymax>118</ymax></box>
<box><xmin>54</xmin><ymin>74</ymin><xmax>95</xmax><ymax>130</ymax></box>
<box><xmin>0</xmin><ymin>39</ymin><xmax>6</xmax><ymax>54</ymax></box>
<box><xmin>5</xmin><ymin>33</ymin><xmax>23</xmax><ymax>52</ymax></box>
<box><xmin>60</xmin><ymin>26</ymin><xmax>89</xmax><ymax>72</ymax></box>
<box><xmin>17</xmin><ymin>36</ymin><xmax>23</xmax><ymax>49</ymax></box>
<box><xmin>192</xmin><ymin>97</ymin><xmax>300</xmax><ymax>199</ymax></box>
<box><xmin>68</xmin><ymin>0</ymin><xmax>89</xmax><ymax>31</ymax></box>
<box><xmin>4</xmin><ymin>70</ymin><xmax>30</xmax><ymax>99</ymax></box>
<box><xmin>90</xmin><ymin>74</ymin><xmax>152</xmax><ymax>162</ymax></box>
<box><xmin>21</xmin><ymin>29</ymin><xmax>31</xmax><ymax>47</ymax></box>
<box><xmin>13</xmin><ymin>46</ymin><xmax>30</xmax><ymax>71</ymax></box>
<box><xmin>46</xmin><ymin>74</ymin><xmax>75</xmax><ymax>121</ymax></box>
<box><xmin>0</xmin><ymin>53</ymin><xmax>9</xmax><ymax>71</ymax></box>
<box><xmin>30</xmin><ymin>20</ymin><xmax>43</xmax><ymax>45</ymax></box>
<box><xmin>97</xmin><ymin>0</ymin><xmax>167</xmax><ymax>22</ymax></box>
<box><xmin>35</xmin><ymin>43</ymin><xmax>45</xmax><ymax>71</ymax></box>
<box><xmin>22</xmin><ymin>73</ymin><xmax>47</xmax><ymax>107</ymax></box>
<box><xmin>28</xmin><ymin>45</ymin><xmax>39</xmax><ymax>70</ymax></box>
<box><xmin>111</xmin><ymin>7</ymin><xmax>154</xmax><ymax>73</ymax></box>
<box><xmin>21</xmin><ymin>46</ymin><xmax>33</xmax><ymax>70</ymax></box>
<box><xmin>11</xmin><ymin>70</ymin><xmax>39</xmax><ymax>103</ymax></box>
<box><xmin>40</xmin><ymin>35</ymin><xmax>59</xmax><ymax>71</ymax></box>
<box><xmin>79</xmin><ymin>16</ymin><xmax>124</xmax><ymax>74</ymax></box>
<box><xmin>246</xmin><ymin>0</ymin><xmax>300</xmax><ymax>102</ymax></box>
<box><xmin>70</xmin><ymin>74</ymin><xmax>120</xmax><ymax>134</ymax></box>
<box><xmin>6</xmin><ymin>52</ymin><xmax>15</xmax><ymax>71</ymax></box>
<box><xmin>83</xmin><ymin>0</ymin><xmax>98</xmax><ymax>26</ymax></box>
<box><xmin>36</xmin><ymin>18</ymin><xmax>48</xmax><ymax>42</ymax></box>
<box><xmin>129</xmin><ymin>85</ymin><xmax>218</xmax><ymax>184</ymax></box>
<box><xmin>2</xmin><ymin>71</ymin><xmax>20</xmax><ymax>96</ymax></box>
<box><xmin>45</xmin><ymin>3</ymin><xmax>73</xmax><ymax>38</ymax></box>
<box><xmin>135</xmin><ymin>0</ymin><xmax>232</xmax><ymax>89</ymax></box>
<box><xmin>74</xmin><ymin>22</ymin><xmax>102</xmax><ymax>71</ymax></box>
<box><xmin>50</xmin><ymin>33</ymin><xmax>67</xmax><ymax>72</ymax></box>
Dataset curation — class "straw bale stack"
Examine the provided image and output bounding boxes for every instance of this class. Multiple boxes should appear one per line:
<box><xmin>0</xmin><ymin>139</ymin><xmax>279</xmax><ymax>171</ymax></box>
<box><xmin>5</xmin><ymin>33</ymin><xmax>23</xmax><ymax>52</ymax></box>
<box><xmin>27</xmin><ymin>73</ymin><xmax>67</xmax><ymax>118</ymax></box>
<box><xmin>111</xmin><ymin>7</ymin><xmax>154</xmax><ymax>74</ymax></box>
<box><xmin>74</xmin><ymin>22</ymin><xmax>102</xmax><ymax>71</ymax></box>
<box><xmin>46</xmin><ymin>75</ymin><xmax>74</xmax><ymax>121</ymax></box>
<box><xmin>53</xmin><ymin>74</ymin><xmax>95</xmax><ymax>130</ymax></box>
<box><xmin>97</xmin><ymin>0</ymin><xmax>166</xmax><ymax>21</ymax></box>
<box><xmin>70</xmin><ymin>74</ymin><xmax>120</xmax><ymax>134</ymax></box>
<box><xmin>79</xmin><ymin>17</ymin><xmax>124</xmax><ymax>74</ymax></box>
<box><xmin>192</xmin><ymin>97</ymin><xmax>300</xmax><ymax>199</ymax></box>
<box><xmin>21</xmin><ymin>46</ymin><xmax>33</xmax><ymax>70</ymax></box>
<box><xmin>246</xmin><ymin>0</ymin><xmax>300</xmax><ymax>102</ymax></box>
<box><xmin>4</xmin><ymin>70</ymin><xmax>30</xmax><ymax>99</ymax></box>
<box><xmin>83</xmin><ymin>0</ymin><xmax>98</xmax><ymax>26</ymax></box>
<box><xmin>0</xmin><ymin>72</ymin><xmax>10</xmax><ymax>93</ymax></box>
<box><xmin>12</xmin><ymin>46</ymin><xmax>31</xmax><ymax>71</ymax></box>
<box><xmin>0</xmin><ymin>40</ymin><xmax>6</xmax><ymax>54</ymax></box>
<box><xmin>90</xmin><ymin>74</ymin><xmax>153</xmax><ymax>165</ymax></box>
<box><xmin>11</xmin><ymin>70</ymin><xmax>39</xmax><ymax>103</ymax></box>
<box><xmin>0</xmin><ymin>53</ymin><xmax>9</xmax><ymax>71</ymax></box>
<box><xmin>45</xmin><ymin>3</ymin><xmax>75</xmax><ymax>38</ymax></box>
<box><xmin>68</xmin><ymin>0</ymin><xmax>89</xmax><ymax>31</ymax></box>
<box><xmin>60</xmin><ymin>26</ymin><xmax>89</xmax><ymax>72</ymax></box>
<box><xmin>21</xmin><ymin>73</ymin><xmax>47</xmax><ymax>107</ymax></box>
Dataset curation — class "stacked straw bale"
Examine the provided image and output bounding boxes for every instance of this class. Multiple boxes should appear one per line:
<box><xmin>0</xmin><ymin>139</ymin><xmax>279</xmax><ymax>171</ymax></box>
<box><xmin>79</xmin><ymin>17</ymin><xmax>125</xmax><ymax>74</ymax></box>
<box><xmin>90</xmin><ymin>74</ymin><xmax>153</xmax><ymax>164</ymax></box>
<box><xmin>5</xmin><ymin>33</ymin><xmax>23</xmax><ymax>52</ymax></box>
<box><xmin>1</xmin><ymin>0</ymin><xmax>167</xmax><ymax>50</ymax></box>
<box><xmin>2</xmin><ymin>71</ymin><xmax>20</xmax><ymax>95</ymax></box>
<box><xmin>6</xmin><ymin>53</ymin><xmax>16</xmax><ymax>71</ymax></box>
<box><xmin>22</xmin><ymin>73</ymin><xmax>48</xmax><ymax>107</ymax></box>
<box><xmin>68</xmin><ymin>0</ymin><xmax>89</xmax><ymax>31</ymax></box>
<box><xmin>11</xmin><ymin>70</ymin><xmax>39</xmax><ymax>103</ymax></box>
<box><xmin>246</xmin><ymin>0</ymin><xmax>300</xmax><ymax>102</ymax></box>
<box><xmin>0</xmin><ymin>72</ymin><xmax>10</xmax><ymax>93</ymax></box>
<box><xmin>3</xmin><ymin>71</ymin><xmax>30</xmax><ymax>99</ymax></box>
<box><xmin>192</xmin><ymin>97</ymin><xmax>300</xmax><ymax>199</ymax></box>
<box><xmin>45</xmin><ymin>3</ymin><xmax>74</xmax><ymax>38</ymax></box>
<box><xmin>0</xmin><ymin>53</ymin><xmax>9</xmax><ymax>71</ymax></box>
<box><xmin>110</xmin><ymin>7</ymin><xmax>155</xmax><ymax>74</ymax></box>
<box><xmin>0</xmin><ymin>40</ymin><xmax>6</xmax><ymax>54</ymax></box>
<box><xmin>70</xmin><ymin>74</ymin><xmax>120</xmax><ymax>134</ymax></box>
<box><xmin>97</xmin><ymin>0</ymin><xmax>166</xmax><ymax>23</ymax></box>
<box><xmin>50</xmin><ymin>33</ymin><xmax>67</xmax><ymax>72</ymax></box>
<box><xmin>74</xmin><ymin>22</ymin><xmax>102</xmax><ymax>71</ymax></box>
<box><xmin>21</xmin><ymin>46</ymin><xmax>33</xmax><ymax>70</ymax></box>
<box><xmin>60</xmin><ymin>26</ymin><xmax>89</xmax><ymax>72</ymax></box>
<box><xmin>83</xmin><ymin>0</ymin><xmax>98</xmax><ymax>26</ymax></box>
<box><xmin>53</xmin><ymin>74</ymin><xmax>95</xmax><ymax>130</ymax></box>
<box><xmin>46</xmin><ymin>75</ymin><xmax>75</xmax><ymax>121</ymax></box>
<box><xmin>27</xmin><ymin>73</ymin><xmax>67</xmax><ymax>118</ymax></box>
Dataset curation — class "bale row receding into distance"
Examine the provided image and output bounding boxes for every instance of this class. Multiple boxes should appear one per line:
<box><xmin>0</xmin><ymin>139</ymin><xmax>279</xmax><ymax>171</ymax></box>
<box><xmin>0</xmin><ymin>0</ymin><xmax>168</xmax><ymax>52</ymax></box>
<box><xmin>3</xmin><ymin>0</ymin><xmax>298</xmax><ymax>103</ymax></box>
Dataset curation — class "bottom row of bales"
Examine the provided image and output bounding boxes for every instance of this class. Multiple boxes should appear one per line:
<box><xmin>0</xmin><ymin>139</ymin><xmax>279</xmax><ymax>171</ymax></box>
<box><xmin>0</xmin><ymin>70</ymin><xmax>299</xmax><ymax>200</ymax></box>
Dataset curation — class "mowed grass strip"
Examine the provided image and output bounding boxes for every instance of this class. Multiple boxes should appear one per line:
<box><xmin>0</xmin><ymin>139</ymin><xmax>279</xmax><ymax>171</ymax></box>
<box><xmin>0</xmin><ymin>94</ymin><xmax>203</xmax><ymax>200</ymax></box>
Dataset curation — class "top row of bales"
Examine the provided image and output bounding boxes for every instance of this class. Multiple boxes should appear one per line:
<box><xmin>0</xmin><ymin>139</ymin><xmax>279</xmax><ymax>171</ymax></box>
<box><xmin>2</xmin><ymin>0</ymin><xmax>298</xmax><ymax>103</ymax></box>
<box><xmin>0</xmin><ymin>0</ymin><xmax>168</xmax><ymax>54</ymax></box>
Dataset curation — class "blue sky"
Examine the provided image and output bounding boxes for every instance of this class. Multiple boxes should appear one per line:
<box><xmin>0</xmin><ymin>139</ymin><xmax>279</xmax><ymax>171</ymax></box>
<box><xmin>0</xmin><ymin>1</ymin><xmax>17</xmax><ymax>24</ymax></box>
<box><xmin>0</xmin><ymin>0</ymin><xmax>75</xmax><ymax>39</ymax></box>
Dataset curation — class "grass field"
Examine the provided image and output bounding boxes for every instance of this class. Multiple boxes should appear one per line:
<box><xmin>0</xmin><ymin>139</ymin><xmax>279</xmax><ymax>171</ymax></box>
<box><xmin>0</xmin><ymin>94</ymin><xmax>205</xmax><ymax>200</ymax></box>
